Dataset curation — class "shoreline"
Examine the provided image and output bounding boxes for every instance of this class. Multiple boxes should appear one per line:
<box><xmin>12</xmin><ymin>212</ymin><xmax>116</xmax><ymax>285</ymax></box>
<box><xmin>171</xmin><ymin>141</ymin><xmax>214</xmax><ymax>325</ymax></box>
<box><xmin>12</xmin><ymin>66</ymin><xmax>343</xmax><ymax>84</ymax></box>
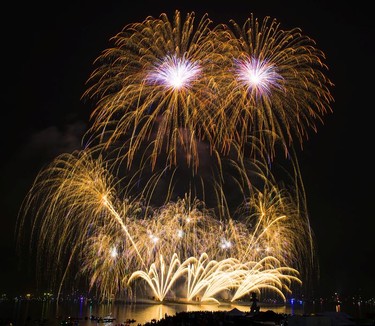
<box><xmin>141</xmin><ymin>309</ymin><xmax>375</xmax><ymax>326</ymax></box>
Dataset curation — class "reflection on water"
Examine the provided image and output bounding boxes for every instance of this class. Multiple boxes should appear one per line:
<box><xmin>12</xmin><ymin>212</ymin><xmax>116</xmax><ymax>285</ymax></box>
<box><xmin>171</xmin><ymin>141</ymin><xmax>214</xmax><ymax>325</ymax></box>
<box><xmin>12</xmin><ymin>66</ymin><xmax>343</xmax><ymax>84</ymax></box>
<box><xmin>0</xmin><ymin>300</ymin><xmax>373</xmax><ymax>326</ymax></box>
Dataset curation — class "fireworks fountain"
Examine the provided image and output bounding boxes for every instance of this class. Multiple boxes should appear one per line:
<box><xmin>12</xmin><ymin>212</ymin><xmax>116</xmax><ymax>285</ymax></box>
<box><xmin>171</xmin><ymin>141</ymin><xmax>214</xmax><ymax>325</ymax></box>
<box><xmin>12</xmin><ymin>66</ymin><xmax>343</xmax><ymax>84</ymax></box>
<box><xmin>17</xmin><ymin>10</ymin><xmax>334</xmax><ymax>304</ymax></box>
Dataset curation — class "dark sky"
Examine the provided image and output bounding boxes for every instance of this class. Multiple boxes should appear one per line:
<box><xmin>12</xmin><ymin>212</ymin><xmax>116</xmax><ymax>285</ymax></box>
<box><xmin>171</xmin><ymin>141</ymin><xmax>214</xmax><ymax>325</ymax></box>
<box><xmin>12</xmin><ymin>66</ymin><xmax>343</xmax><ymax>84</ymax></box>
<box><xmin>1</xmin><ymin>1</ymin><xmax>373</xmax><ymax>299</ymax></box>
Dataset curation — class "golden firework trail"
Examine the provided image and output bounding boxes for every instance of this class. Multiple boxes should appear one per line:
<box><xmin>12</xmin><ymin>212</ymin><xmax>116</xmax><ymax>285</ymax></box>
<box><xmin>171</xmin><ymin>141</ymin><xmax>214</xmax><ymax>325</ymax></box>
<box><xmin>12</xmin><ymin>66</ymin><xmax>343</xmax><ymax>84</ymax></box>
<box><xmin>18</xmin><ymin>149</ymin><xmax>312</xmax><ymax>301</ymax></box>
<box><xmin>215</xmin><ymin>13</ymin><xmax>334</xmax><ymax>160</ymax></box>
<box><xmin>83</xmin><ymin>10</ymin><xmax>225</xmax><ymax>171</ymax></box>
<box><xmin>127</xmin><ymin>253</ymin><xmax>301</xmax><ymax>304</ymax></box>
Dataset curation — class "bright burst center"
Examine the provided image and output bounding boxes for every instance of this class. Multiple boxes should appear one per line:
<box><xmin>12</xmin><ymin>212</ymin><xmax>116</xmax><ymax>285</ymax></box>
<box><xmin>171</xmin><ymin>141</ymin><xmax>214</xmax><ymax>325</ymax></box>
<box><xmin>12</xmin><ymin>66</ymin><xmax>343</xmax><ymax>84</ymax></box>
<box><xmin>236</xmin><ymin>57</ymin><xmax>282</xmax><ymax>96</ymax></box>
<box><xmin>110</xmin><ymin>246</ymin><xmax>118</xmax><ymax>258</ymax></box>
<box><xmin>147</xmin><ymin>55</ymin><xmax>201</xmax><ymax>90</ymax></box>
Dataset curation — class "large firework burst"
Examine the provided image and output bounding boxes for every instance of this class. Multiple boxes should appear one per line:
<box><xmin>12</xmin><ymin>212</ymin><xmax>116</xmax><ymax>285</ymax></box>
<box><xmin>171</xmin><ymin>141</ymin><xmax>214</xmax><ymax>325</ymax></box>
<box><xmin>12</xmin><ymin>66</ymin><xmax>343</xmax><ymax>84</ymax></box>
<box><xmin>215</xmin><ymin>13</ymin><xmax>334</xmax><ymax>159</ymax></box>
<box><xmin>83</xmin><ymin>10</ymin><xmax>226</xmax><ymax>170</ymax></box>
<box><xmin>18</xmin><ymin>148</ymin><xmax>312</xmax><ymax>301</ymax></box>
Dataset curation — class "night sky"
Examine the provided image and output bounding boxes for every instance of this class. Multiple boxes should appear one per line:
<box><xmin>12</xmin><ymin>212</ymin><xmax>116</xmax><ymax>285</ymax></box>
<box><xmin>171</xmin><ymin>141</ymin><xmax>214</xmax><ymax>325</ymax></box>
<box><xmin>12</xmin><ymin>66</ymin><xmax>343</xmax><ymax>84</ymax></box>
<box><xmin>1</xmin><ymin>1</ymin><xmax>373</xmax><ymax>299</ymax></box>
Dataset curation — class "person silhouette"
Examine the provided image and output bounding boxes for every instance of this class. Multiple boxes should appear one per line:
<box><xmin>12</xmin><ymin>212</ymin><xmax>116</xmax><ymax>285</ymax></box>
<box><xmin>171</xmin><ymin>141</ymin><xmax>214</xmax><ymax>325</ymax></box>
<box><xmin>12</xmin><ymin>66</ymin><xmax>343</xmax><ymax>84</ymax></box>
<box><xmin>250</xmin><ymin>292</ymin><xmax>260</xmax><ymax>313</ymax></box>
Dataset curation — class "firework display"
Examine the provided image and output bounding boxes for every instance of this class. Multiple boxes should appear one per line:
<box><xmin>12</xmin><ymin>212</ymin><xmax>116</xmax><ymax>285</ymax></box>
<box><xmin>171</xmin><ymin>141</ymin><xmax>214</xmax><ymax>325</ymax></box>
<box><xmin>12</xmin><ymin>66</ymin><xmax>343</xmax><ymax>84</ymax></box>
<box><xmin>17</xmin><ymin>10</ymin><xmax>333</xmax><ymax>303</ymax></box>
<box><xmin>217</xmin><ymin>13</ymin><xmax>334</xmax><ymax>159</ymax></box>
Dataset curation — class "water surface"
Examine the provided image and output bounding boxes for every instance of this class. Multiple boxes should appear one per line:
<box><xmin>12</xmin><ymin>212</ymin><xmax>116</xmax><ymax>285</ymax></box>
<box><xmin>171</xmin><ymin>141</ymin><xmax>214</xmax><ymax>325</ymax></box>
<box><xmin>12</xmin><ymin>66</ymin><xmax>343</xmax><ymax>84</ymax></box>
<box><xmin>0</xmin><ymin>299</ymin><xmax>373</xmax><ymax>325</ymax></box>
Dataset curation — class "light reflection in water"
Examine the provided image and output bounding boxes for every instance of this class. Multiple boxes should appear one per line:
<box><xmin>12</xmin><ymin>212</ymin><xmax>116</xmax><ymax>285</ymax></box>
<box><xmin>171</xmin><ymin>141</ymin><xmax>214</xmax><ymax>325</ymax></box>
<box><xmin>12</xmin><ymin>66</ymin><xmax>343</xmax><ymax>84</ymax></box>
<box><xmin>53</xmin><ymin>302</ymin><xmax>307</xmax><ymax>325</ymax></box>
<box><xmin>1</xmin><ymin>301</ymin><xmax>373</xmax><ymax>326</ymax></box>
